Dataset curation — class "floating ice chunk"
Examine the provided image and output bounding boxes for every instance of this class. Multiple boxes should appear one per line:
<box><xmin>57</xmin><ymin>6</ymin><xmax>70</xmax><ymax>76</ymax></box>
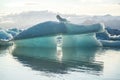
<box><xmin>14</xmin><ymin>21</ymin><xmax>104</xmax><ymax>47</ymax></box>
<box><xmin>14</xmin><ymin>21</ymin><xmax>104</xmax><ymax>40</ymax></box>
<box><xmin>6</xmin><ymin>28</ymin><xmax>23</xmax><ymax>37</ymax></box>
<box><xmin>96</xmin><ymin>30</ymin><xmax>120</xmax><ymax>41</ymax></box>
<box><xmin>106</xmin><ymin>27</ymin><xmax>120</xmax><ymax>36</ymax></box>
<box><xmin>0</xmin><ymin>29</ymin><xmax>13</xmax><ymax>46</ymax></box>
<box><xmin>109</xmin><ymin>35</ymin><xmax>120</xmax><ymax>41</ymax></box>
<box><xmin>0</xmin><ymin>20</ymin><xmax>118</xmax><ymax>47</ymax></box>
<box><xmin>0</xmin><ymin>30</ymin><xmax>13</xmax><ymax>41</ymax></box>
<box><xmin>100</xmin><ymin>40</ymin><xmax>120</xmax><ymax>47</ymax></box>
<box><xmin>96</xmin><ymin>31</ymin><xmax>109</xmax><ymax>40</ymax></box>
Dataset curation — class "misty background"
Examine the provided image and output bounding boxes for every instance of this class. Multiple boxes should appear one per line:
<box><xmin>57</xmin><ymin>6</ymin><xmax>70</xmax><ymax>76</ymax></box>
<box><xmin>0</xmin><ymin>11</ymin><xmax>120</xmax><ymax>29</ymax></box>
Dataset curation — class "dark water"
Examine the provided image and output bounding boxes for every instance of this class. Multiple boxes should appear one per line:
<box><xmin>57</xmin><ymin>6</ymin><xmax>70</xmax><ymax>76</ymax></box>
<box><xmin>0</xmin><ymin>46</ymin><xmax>120</xmax><ymax>80</ymax></box>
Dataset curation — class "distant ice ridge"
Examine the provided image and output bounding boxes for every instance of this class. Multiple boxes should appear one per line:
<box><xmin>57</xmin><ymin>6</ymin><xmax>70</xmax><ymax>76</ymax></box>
<box><xmin>13</xmin><ymin>21</ymin><xmax>104</xmax><ymax>47</ymax></box>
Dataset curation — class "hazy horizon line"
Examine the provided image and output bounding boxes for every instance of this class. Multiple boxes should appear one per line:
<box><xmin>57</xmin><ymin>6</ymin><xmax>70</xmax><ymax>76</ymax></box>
<box><xmin>0</xmin><ymin>10</ymin><xmax>120</xmax><ymax>17</ymax></box>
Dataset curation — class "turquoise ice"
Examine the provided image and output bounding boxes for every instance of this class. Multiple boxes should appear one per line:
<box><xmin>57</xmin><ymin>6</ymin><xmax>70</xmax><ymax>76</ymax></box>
<box><xmin>13</xmin><ymin>21</ymin><xmax>104</xmax><ymax>47</ymax></box>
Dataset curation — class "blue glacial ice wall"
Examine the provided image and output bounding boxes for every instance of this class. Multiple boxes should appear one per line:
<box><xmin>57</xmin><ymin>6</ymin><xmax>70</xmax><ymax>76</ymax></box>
<box><xmin>14</xmin><ymin>21</ymin><xmax>104</xmax><ymax>47</ymax></box>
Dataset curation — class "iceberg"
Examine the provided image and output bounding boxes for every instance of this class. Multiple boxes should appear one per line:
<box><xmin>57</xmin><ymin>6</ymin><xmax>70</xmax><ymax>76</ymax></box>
<box><xmin>6</xmin><ymin>28</ymin><xmax>22</xmax><ymax>37</ymax></box>
<box><xmin>13</xmin><ymin>21</ymin><xmax>104</xmax><ymax>47</ymax></box>
<box><xmin>0</xmin><ymin>28</ymin><xmax>22</xmax><ymax>46</ymax></box>
<box><xmin>106</xmin><ymin>27</ymin><xmax>120</xmax><ymax>36</ymax></box>
<box><xmin>96</xmin><ymin>29</ymin><xmax>120</xmax><ymax>47</ymax></box>
<box><xmin>1</xmin><ymin>20</ymin><xmax>119</xmax><ymax>48</ymax></box>
<box><xmin>0</xmin><ymin>29</ymin><xmax>13</xmax><ymax>41</ymax></box>
<box><xmin>100</xmin><ymin>40</ymin><xmax>120</xmax><ymax>47</ymax></box>
<box><xmin>0</xmin><ymin>28</ymin><xmax>23</xmax><ymax>41</ymax></box>
<box><xmin>14</xmin><ymin>21</ymin><xmax>104</xmax><ymax>40</ymax></box>
<box><xmin>96</xmin><ymin>30</ymin><xmax>120</xmax><ymax>41</ymax></box>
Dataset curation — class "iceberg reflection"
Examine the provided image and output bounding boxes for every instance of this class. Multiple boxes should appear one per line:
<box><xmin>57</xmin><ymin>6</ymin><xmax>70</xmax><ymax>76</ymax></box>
<box><xmin>12</xmin><ymin>47</ymin><xmax>103</xmax><ymax>74</ymax></box>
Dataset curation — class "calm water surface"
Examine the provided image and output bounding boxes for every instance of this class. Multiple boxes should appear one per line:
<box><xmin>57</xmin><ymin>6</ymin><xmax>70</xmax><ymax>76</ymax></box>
<box><xmin>0</xmin><ymin>46</ymin><xmax>120</xmax><ymax>80</ymax></box>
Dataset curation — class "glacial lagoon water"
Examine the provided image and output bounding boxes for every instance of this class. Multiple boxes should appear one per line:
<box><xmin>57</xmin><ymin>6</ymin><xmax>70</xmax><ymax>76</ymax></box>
<box><xmin>0</xmin><ymin>46</ymin><xmax>120</xmax><ymax>80</ymax></box>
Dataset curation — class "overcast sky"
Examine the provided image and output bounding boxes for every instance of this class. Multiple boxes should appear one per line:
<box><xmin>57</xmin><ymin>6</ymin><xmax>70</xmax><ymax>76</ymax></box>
<box><xmin>0</xmin><ymin>0</ymin><xmax>120</xmax><ymax>16</ymax></box>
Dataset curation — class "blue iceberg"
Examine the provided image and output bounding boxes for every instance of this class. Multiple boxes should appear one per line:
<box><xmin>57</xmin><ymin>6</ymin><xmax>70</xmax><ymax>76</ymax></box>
<box><xmin>96</xmin><ymin>29</ymin><xmax>120</xmax><ymax>47</ymax></box>
<box><xmin>1</xmin><ymin>20</ymin><xmax>120</xmax><ymax>48</ymax></box>
<box><xmin>0</xmin><ymin>29</ymin><xmax>13</xmax><ymax>41</ymax></box>
<box><xmin>96</xmin><ymin>30</ymin><xmax>120</xmax><ymax>41</ymax></box>
<box><xmin>0</xmin><ymin>28</ymin><xmax>23</xmax><ymax>41</ymax></box>
<box><xmin>100</xmin><ymin>40</ymin><xmax>120</xmax><ymax>47</ymax></box>
<box><xmin>14</xmin><ymin>21</ymin><xmax>104</xmax><ymax>40</ymax></box>
<box><xmin>13</xmin><ymin>21</ymin><xmax>104</xmax><ymax>47</ymax></box>
<box><xmin>6</xmin><ymin>28</ymin><xmax>23</xmax><ymax>37</ymax></box>
<box><xmin>0</xmin><ymin>29</ymin><xmax>13</xmax><ymax>46</ymax></box>
<box><xmin>0</xmin><ymin>28</ymin><xmax>23</xmax><ymax>46</ymax></box>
